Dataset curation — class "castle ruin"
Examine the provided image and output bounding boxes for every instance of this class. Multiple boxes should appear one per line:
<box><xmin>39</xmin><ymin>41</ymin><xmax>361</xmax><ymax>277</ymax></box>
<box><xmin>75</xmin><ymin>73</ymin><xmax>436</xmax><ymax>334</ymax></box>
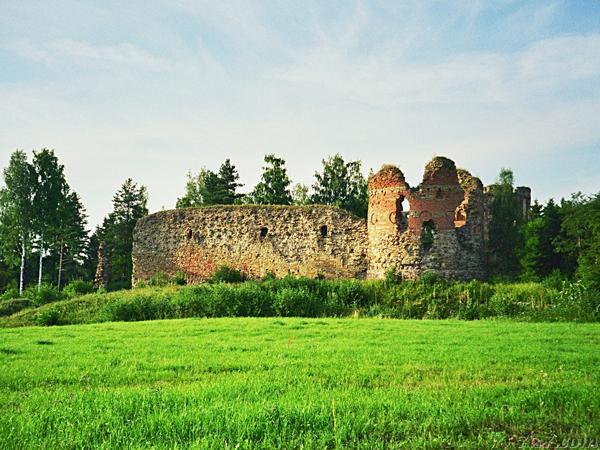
<box><xmin>132</xmin><ymin>156</ymin><xmax>530</xmax><ymax>284</ymax></box>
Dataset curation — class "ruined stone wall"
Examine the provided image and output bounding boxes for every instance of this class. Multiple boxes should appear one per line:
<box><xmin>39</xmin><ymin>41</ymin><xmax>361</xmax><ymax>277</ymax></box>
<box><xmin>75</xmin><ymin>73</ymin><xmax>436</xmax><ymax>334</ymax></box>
<box><xmin>131</xmin><ymin>156</ymin><xmax>529</xmax><ymax>284</ymax></box>
<box><xmin>132</xmin><ymin>205</ymin><xmax>367</xmax><ymax>284</ymax></box>
<box><xmin>367</xmin><ymin>157</ymin><xmax>486</xmax><ymax>280</ymax></box>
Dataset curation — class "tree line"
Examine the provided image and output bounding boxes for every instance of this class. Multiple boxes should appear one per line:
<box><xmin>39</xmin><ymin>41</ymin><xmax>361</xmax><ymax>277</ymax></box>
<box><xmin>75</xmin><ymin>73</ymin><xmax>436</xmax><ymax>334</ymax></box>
<box><xmin>0</xmin><ymin>149</ymin><xmax>599</xmax><ymax>296</ymax></box>
<box><xmin>175</xmin><ymin>153</ymin><xmax>368</xmax><ymax>217</ymax></box>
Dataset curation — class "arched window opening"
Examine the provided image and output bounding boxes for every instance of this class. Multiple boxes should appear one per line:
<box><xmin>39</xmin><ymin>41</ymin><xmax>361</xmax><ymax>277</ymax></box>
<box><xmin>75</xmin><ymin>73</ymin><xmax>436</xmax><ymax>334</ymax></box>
<box><xmin>454</xmin><ymin>206</ymin><xmax>467</xmax><ymax>228</ymax></box>
<box><xmin>320</xmin><ymin>225</ymin><xmax>328</xmax><ymax>237</ymax></box>
<box><xmin>186</xmin><ymin>229</ymin><xmax>193</xmax><ymax>240</ymax></box>
<box><xmin>421</xmin><ymin>219</ymin><xmax>436</xmax><ymax>251</ymax></box>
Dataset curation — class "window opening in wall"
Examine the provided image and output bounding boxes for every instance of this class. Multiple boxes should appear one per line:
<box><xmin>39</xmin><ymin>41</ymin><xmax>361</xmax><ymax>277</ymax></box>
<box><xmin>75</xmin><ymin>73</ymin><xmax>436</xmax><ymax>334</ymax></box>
<box><xmin>421</xmin><ymin>219</ymin><xmax>436</xmax><ymax>251</ymax></box>
<box><xmin>260</xmin><ymin>227</ymin><xmax>268</xmax><ymax>238</ymax></box>
<box><xmin>320</xmin><ymin>225</ymin><xmax>328</xmax><ymax>237</ymax></box>
<box><xmin>396</xmin><ymin>196</ymin><xmax>409</xmax><ymax>228</ymax></box>
<box><xmin>454</xmin><ymin>206</ymin><xmax>467</xmax><ymax>228</ymax></box>
<box><xmin>187</xmin><ymin>229</ymin><xmax>193</xmax><ymax>240</ymax></box>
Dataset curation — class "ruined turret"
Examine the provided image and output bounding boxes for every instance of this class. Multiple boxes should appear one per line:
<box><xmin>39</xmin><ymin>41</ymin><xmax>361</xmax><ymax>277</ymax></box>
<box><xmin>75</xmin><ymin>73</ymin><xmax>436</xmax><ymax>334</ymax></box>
<box><xmin>407</xmin><ymin>156</ymin><xmax>465</xmax><ymax>233</ymax></box>
<box><xmin>366</xmin><ymin>165</ymin><xmax>410</xmax><ymax>279</ymax></box>
<box><xmin>94</xmin><ymin>241</ymin><xmax>110</xmax><ymax>290</ymax></box>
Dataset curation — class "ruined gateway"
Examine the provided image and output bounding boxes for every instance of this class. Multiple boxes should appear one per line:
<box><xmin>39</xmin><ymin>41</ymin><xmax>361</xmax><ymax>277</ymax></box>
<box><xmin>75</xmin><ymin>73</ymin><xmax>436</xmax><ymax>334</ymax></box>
<box><xmin>132</xmin><ymin>156</ymin><xmax>531</xmax><ymax>284</ymax></box>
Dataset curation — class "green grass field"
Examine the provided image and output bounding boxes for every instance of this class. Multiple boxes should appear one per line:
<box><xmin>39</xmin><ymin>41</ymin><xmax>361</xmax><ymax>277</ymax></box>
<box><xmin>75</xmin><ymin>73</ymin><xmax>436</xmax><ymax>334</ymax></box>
<box><xmin>1</xmin><ymin>318</ymin><xmax>598</xmax><ymax>448</ymax></box>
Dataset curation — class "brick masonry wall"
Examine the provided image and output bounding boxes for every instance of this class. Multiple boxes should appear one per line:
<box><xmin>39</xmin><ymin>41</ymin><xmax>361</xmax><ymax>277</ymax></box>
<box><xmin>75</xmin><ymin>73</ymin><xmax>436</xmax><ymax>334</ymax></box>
<box><xmin>132</xmin><ymin>205</ymin><xmax>368</xmax><ymax>284</ymax></box>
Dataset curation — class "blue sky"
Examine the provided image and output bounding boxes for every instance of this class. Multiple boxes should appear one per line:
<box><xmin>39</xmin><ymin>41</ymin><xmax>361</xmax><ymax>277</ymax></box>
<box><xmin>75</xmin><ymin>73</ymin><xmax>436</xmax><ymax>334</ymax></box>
<box><xmin>1</xmin><ymin>0</ymin><xmax>599</xmax><ymax>227</ymax></box>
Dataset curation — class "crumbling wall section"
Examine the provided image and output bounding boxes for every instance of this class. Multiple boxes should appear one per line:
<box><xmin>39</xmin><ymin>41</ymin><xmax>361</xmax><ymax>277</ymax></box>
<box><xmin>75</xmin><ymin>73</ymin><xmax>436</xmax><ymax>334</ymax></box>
<box><xmin>132</xmin><ymin>205</ymin><xmax>368</xmax><ymax>284</ymax></box>
<box><xmin>367</xmin><ymin>157</ymin><xmax>487</xmax><ymax>280</ymax></box>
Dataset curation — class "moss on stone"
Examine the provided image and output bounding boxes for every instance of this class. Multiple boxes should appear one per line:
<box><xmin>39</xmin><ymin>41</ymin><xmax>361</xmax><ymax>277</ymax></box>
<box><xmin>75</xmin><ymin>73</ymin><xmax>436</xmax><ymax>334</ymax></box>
<box><xmin>423</xmin><ymin>156</ymin><xmax>456</xmax><ymax>181</ymax></box>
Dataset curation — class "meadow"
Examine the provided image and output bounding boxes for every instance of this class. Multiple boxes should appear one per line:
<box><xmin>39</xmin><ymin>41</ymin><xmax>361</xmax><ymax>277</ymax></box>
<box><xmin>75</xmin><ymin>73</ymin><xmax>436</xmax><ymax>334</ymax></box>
<box><xmin>1</xmin><ymin>318</ymin><xmax>598</xmax><ymax>448</ymax></box>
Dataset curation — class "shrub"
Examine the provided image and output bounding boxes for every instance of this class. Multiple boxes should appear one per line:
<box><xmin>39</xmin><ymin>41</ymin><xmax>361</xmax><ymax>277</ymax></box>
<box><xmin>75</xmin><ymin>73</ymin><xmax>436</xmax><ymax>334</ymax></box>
<box><xmin>25</xmin><ymin>284</ymin><xmax>63</xmax><ymax>306</ymax></box>
<box><xmin>149</xmin><ymin>272</ymin><xmax>172</xmax><ymax>287</ymax></box>
<box><xmin>107</xmin><ymin>280</ymin><xmax>131</xmax><ymax>292</ymax></box>
<box><xmin>210</xmin><ymin>265</ymin><xmax>246</xmax><ymax>283</ymax></box>
<box><xmin>0</xmin><ymin>298</ymin><xmax>32</xmax><ymax>317</ymax></box>
<box><xmin>420</xmin><ymin>271</ymin><xmax>441</xmax><ymax>285</ymax></box>
<box><xmin>63</xmin><ymin>280</ymin><xmax>94</xmax><ymax>298</ymax></box>
<box><xmin>1</xmin><ymin>286</ymin><xmax>20</xmax><ymax>301</ymax></box>
<box><xmin>385</xmin><ymin>266</ymin><xmax>402</xmax><ymax>284</ymax></box>
<box><xmin>174</xmin><ymin>271</ymin><xmax>187</xmax><ymax>286</ymax></box>
<box><xmin>274</xmin><ymin>287</ymin><xmax>324</xmax><ymax>317</ymax></box>
<box><xmin>549</xmin><ymin>280</ymin><xmax>599</xmax><ymax>322</ymax></box>
<box><xmin>36</xmin><ymin>306</ymin><xmax>61</xmax><ymax>326</ymax></box>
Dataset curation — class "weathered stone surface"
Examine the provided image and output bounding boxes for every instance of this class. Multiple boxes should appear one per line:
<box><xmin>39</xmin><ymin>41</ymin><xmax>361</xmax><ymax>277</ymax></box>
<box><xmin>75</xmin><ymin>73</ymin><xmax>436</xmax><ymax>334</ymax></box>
<box><xmin>132</xmin><ymin>205</ymin><xmax>368</xmax><ymax>284</ymax></box>
<box><xmin>132</xmin><ymin>156</ymin><xmax>529</xmax><ymax>284</ymax></box>
<box><xmin>94</xmin><ymin>241</ymin><xmax>110</xmax><ymax>289</ymax></box>
<box><xmin>366</xmin><ymin>157</ymin><xmax>487</xmax><ymax>280</ymax></box>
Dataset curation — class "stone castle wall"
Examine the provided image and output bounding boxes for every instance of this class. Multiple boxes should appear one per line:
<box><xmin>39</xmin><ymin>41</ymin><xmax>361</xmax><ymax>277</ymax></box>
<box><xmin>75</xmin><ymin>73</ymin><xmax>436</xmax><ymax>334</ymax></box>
<box><xmin>132</xmin><ymin>205</ymin><xmax>368</xmax><ymax>284</ymax></box>
<box><xmin>132</xmin><ymin>156</ymin><xmax>528</xmax><ymax>284</ymax></box>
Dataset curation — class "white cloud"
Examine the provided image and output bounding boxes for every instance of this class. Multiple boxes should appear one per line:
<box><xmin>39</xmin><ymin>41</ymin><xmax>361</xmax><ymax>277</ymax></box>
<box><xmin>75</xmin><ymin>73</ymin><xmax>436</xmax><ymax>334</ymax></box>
<box><xmin>1</xmin><ymin>1</ymin><xmax>599</xmax><ymax>226</ymax></box>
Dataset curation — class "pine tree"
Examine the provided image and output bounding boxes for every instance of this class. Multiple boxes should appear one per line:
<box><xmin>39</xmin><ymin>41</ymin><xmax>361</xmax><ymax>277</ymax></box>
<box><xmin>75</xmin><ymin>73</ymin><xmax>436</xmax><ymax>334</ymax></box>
<box><xmin>251</xmin><ymin>154</ymin><xmax>292</xmax><ymax>205</ymax></box>
<box><xmin>55</xmin><ymin>191</ymin><xmax>88</xmax><ymax>288</ymax></box>
<box><xmin>217</xmin><ymin>159</ymin><xmax>243</xmax><ymax>204</ymax></box>
<box><xmin>98</xmin><ymin>179</ymin><xmax>148</xmax><ymax>289</ymax></box>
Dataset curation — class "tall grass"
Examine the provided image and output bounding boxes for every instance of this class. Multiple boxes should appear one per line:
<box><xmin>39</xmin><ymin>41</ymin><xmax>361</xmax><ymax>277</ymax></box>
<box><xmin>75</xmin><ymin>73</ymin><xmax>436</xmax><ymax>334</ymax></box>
<box><xmin>1</xmin><ymin>276</ymin><xmax>597</xmax><ymax>328</ymax></box>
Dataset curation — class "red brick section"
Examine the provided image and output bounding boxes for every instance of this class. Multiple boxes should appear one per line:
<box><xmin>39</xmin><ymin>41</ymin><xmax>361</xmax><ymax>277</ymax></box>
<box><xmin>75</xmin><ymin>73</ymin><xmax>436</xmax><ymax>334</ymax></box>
<box><xmin>405</xmin><ymin>157</ymin><xmax>465</xmax><ymax>234</ymax></box>
<box><xmin>367</xmin><ymin>165</ymin><xmax>409</xmax><ymax>231</ymax></box>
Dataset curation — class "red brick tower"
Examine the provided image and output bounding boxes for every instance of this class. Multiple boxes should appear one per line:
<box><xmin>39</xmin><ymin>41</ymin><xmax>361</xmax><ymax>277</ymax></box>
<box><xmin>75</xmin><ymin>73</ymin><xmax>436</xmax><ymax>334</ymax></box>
<box><xmin>366</xmin><ymin>165</ymin><xmax>409</xmax><ymax>279</ymax></box>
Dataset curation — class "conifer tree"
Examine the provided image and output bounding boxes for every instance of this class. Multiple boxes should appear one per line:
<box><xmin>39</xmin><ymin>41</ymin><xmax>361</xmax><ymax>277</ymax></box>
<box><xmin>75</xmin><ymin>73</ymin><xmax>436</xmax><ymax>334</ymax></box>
<box><xmin>251</xmin><ymin>154</ymin><xmax>292</xmax><ymax>205</ymax></box>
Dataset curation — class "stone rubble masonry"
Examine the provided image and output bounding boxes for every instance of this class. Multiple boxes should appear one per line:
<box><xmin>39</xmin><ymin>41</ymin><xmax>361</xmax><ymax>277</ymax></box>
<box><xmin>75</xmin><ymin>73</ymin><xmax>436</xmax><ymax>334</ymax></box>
<box><xmin>132</xmin><ymin>156</ymin><xmax>530</xmax><ymax>284</ymax></box>
<box><xmin>94</xmin><ymin>241</ymin><xmax>110</xmax><ymax>289</ymax></box>
<box><xmin>132</xmin><ymin>205</ymin><xmax>368</xmax><ymax>284</ymax></box>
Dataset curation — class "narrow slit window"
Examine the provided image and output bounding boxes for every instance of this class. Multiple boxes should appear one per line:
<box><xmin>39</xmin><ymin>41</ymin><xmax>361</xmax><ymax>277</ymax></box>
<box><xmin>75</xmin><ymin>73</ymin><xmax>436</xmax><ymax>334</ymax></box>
<box><xmin>320</xmin><ymin>225</ymin><xmax>328</xmax><ymax>237</ymax></box>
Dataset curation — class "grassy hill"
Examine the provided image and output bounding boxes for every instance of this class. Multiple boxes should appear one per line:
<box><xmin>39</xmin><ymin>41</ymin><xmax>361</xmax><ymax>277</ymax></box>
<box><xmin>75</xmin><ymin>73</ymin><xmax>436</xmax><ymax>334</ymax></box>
<box><xmin>1</xmin><ymin>277</ymin><xmax>597</xmax><ymax>329</ymax></box>
<box><xmin>1</xmin><ymin>318</ymin><xmax>598</xmax><ymax>448</ymax></box>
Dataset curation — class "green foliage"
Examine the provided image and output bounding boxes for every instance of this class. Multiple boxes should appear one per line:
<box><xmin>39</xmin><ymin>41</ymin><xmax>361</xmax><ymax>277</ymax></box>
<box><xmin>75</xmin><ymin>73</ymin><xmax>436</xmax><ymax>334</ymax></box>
<box><xmin>0</xmin><ymin>298</ymin><xmax>32</xmax><ymax>317</ymax></box>
<box><xmin>210</xmin><ymin>265</ymin><xmax>246</xmax><ymax>283</ymax></box>
<box><xmin>2</xmin><ymin>278</ymin><xmax>598</xmax><ymax>328</ymax></box>
<box><xmin>487</xmin><ymin>168</ymin><xmax>522</xmax><ymax>277</ymax></box>
<box><xmin>419</xmin><ymin>270</ymin><xmax>441</xmax><ymax>285</ymax></box>
<box><xmin>251</xmin><ymin>154</ymin><xmax>293</xmax><ymax>205</ymax></box>
<box><xmin>35</xmin><ymin>306</ymin><xmax>61</xmax><ymax>326</ymax></box>
<box><xmin>148</xmin><ymin>272</ymin><xmax>172</xmax><ymax>287</ymax></box>
<box><xmin>175</xmin><ymin>169</ymin><xmax>209</xmax><ymax>208</ymax></box>
<box><xmin>24</xmin><ymin>284</ymin><xmax>63</xmax><ymax>306</ymax></box>
<box><xmin>1</xmin><ymin>286</ymin><xmax>20</xmax><ymax>301</ymax></box>
<box><xmin>291</xmin><ymin>183</ymin><xmax>310</xmax><ymax>205</ymax></box>
<box><xmin>177</xmin><ymin>160</ymin><xmax>243</xmax><ymax>207</ymax></box>
<box><xmin>385</xmin><ymin>266</ymin><xmax>402</xmax><ymax>284</ymax></box>
<box><xmin>96</xmin><ymin>178</ymin><xmax>148</xmax><ymax>289</ymax></box>
<box><xmin>174</xmin><ymin>270</ymin><xmax>187</xmax><ymax>286</ymax></box>
<box><xmin>311</xmin><ymin>154</ymin><xmax>368</xmax><ymax>217</ymax></box>
<box><xmin>0</xmin><ymin>150</ymin><xmax>35</xmax><ymax>294</ymax></box>
<box><xmin>556</xmin><ymin>192</ymin><xmax>600</xmax><ymax>290</ymax></box>
<box><xmin>519</xmin><ymin>199</ymin><xmax>565</xmax><ymax>281</ymax></box>
<box><xmin>62</xmin><ymin>280</ymin><xmax>94</xmax><ymax>298</ymax></box>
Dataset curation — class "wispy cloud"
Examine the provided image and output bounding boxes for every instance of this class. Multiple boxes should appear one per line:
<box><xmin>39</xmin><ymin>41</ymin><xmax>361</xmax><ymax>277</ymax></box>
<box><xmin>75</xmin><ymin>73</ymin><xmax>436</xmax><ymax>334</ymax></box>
<box><xmin>0</xmin><ymin>0</ymin><xmax>599</xmax><ymax>226</ymax></box>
